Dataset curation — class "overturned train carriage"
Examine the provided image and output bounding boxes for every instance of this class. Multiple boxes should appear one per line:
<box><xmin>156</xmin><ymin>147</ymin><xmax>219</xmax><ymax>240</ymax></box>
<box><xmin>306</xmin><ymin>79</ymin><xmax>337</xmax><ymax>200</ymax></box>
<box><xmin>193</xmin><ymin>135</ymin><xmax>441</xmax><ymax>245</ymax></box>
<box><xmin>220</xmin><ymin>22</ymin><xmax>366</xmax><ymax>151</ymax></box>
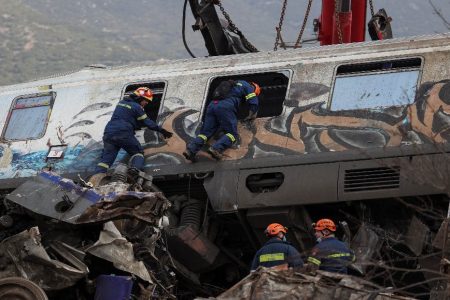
<box><xmin>2</xmin><ymin>33</ymin><xmax>450</xmax><ymax>295</ymax></box>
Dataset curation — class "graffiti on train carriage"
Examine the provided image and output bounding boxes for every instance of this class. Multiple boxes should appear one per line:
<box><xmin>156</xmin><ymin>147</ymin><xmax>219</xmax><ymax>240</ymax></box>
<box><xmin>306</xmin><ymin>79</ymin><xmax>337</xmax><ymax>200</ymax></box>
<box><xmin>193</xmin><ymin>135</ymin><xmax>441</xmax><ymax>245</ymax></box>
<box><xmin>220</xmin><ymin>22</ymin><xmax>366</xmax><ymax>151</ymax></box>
<box><xmin>1</xmin><ymin>78</ymin><xmax>450</xmax><ymax>178</ymax></box>
<box><xmin>141</xmin><ymin>79</ymin><xmax>450</xmax><ymax>163</ymax></box>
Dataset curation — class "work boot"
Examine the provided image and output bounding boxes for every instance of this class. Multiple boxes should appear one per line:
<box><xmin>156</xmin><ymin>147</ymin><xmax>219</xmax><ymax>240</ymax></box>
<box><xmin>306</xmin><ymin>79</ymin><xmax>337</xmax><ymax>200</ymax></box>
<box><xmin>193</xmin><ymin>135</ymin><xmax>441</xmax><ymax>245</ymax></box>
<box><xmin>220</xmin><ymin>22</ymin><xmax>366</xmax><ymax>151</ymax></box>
<box><xmin>207</xmin><ymin>147</ymin><xmax>223</xmax><ymax>160</ymax></box>
<box><xmin>183</xmin><ymin>149</ymin><xmax>197</xmax><ymax>162</ymax></box>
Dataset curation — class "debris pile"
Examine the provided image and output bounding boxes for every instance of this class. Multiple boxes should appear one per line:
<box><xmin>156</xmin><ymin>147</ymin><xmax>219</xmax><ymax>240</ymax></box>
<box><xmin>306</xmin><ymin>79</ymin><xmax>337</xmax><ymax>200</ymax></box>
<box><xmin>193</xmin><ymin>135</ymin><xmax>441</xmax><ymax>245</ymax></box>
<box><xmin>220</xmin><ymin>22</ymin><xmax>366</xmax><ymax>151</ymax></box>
<box><xmin>0</xmin><ymin>169</ymin><xmax>179</xmax><ymax>299</ymax></box>
<box><xmin>208</xmin><ymin>268</ymin><xmax>414</xmax><ymax>300</ymax></box>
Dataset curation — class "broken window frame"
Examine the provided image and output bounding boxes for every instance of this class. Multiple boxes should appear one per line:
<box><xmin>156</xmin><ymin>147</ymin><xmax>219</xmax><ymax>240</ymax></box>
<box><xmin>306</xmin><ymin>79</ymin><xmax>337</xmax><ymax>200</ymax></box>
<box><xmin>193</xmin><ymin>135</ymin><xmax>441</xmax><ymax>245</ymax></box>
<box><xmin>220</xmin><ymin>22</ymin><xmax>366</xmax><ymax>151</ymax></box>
<box><xmin>328</xmin><ymin>57</ymin><xmax>423</xmax><ymax>111</ymax></box>
<box><xmin>1</xmin><ymin>92</ymin><xmax>56</xmax><ymax>142</ymax></box>
<box><xmin>201</xmin><ymin>69</ymin><xmax>292</xmax><ymax>121</ymax></box>
<box><xmin>122</xmin><ymin>80</ymin><xmax>167</xmax><ymax>122</ymax></box>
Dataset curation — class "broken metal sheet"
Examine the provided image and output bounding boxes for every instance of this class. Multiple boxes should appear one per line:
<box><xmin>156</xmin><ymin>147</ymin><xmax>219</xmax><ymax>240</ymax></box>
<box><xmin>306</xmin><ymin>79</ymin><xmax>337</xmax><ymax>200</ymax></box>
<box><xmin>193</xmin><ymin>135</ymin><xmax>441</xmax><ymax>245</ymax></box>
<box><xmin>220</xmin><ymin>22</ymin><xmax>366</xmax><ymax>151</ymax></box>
<box><xmin>76</xmin><ymin>191</ymin><xmax>171</xmax><ymax>225</ymax></box>
<box><xmin>0</xmin><ymin>227</ymin><xmax>87</xmax><ymax>291</ymax></box>
<box><xmin>49</xmin><ymin>241</ymin><xmax>89</xmax><ymax>274</ymax></box>
<box><xmin>5</xmin><ymin>172</ymin><xmax>104</xmax><ymax>224</ymax></box>
<box><xmin>208</xmin><ymin>269</ymin><xmax>414</xmax><ymax>300</ymax></box>
<box><xmin>86</xmin><ymin>221</ymin><xmax>152</xmax><ymax>283</ymax></box>
<box><xmin>350</xmin><ymin>224</ymin><xmax>381</xmax><ymax>275</ymax></box>
<box><xmin>404</xmin><ymin>216</ymin><xmax>429</xmax><ymax>256</ymax></box>
<box><xmin>432</xmin><ymin>219</ymin><xmax>449</xmax><ymax>250</ymax></box>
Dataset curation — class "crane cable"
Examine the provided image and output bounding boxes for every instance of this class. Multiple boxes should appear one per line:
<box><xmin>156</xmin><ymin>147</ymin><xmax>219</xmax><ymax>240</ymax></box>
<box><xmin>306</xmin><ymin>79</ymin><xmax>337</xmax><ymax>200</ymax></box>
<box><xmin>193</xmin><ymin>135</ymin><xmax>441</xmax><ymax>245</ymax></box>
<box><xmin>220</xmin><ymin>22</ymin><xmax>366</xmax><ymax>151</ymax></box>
<box><xmin>294</xmin><ymin>0</ymin><xmax>314</xmax><ymax>48</ymax></box>
<box><xmin>182</xmin><ymin>0</ymin><xmax>196</xmax><ymax>58</ymax></box>
<box><xmin>334</xmin><ymin>0</ymin><xmax>344</xmax><ymax>44</ymax></box>
<box><xmin>215</xmin><ymin>0</ymin><xmax>258</xmax><ymax>52</ymax></box>
<box><xmin>274</xmin><ymin>0</ymin><xmax>288</xmax><ymax>51</ymax></box>
<box><xmin>369</xmin><ymin>0</ymin><xmax>375</xmax><ymax>16</ymax></box>
<box><xmin>274</xmin><ymin>0</ymin><xmax>314</xmax><ymax>50</ymax></box>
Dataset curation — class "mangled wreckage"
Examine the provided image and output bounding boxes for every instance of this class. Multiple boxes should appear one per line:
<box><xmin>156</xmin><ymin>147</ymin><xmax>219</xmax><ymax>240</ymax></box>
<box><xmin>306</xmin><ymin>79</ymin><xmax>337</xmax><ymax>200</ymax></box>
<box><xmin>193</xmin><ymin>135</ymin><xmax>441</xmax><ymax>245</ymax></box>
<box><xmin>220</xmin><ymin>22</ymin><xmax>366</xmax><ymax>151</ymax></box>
<box><xmin>0</xmin><ymin>162</ymin><xmax>448</xmax><ymax>299</ymax></box>
<box><xmin>1</xmin><ymin>31</ymin><xmax>450</xmax><ymax>298</ymax></box>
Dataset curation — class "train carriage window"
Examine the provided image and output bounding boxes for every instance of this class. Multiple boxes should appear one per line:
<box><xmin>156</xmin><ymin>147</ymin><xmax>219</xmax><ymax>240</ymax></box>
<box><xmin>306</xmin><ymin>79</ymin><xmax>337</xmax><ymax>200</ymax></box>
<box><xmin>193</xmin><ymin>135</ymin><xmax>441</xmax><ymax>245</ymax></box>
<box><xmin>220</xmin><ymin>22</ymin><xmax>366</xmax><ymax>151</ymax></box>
<box><xmin>330</xmin><ymin>58</ymin><xmax>422</xmax><ymax>111</ymax></box>
<box><xmin>124</xmin><ymin>82</ymin><xmax>166</xmax><ymax>121</ymax></box>
<box><xmin>2</xmin><ymin>92</ymin><xmax>56</xmax><ymax>141</ymax></box>
<box><xmin>204</xmin><ymin>71</ymin><xmax>290</xmax><ymax>120</ymax></box>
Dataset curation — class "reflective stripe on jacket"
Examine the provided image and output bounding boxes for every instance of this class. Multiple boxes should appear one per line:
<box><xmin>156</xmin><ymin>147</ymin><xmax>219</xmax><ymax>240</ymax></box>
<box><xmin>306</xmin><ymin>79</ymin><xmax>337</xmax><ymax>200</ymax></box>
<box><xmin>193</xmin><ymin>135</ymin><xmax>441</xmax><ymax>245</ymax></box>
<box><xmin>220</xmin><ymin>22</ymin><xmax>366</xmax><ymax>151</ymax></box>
<box><xmin>251</xmin><ymin>237</ymin><xmax>303</xmax><ymax>271</ymax></box>
<box><xmin>307</xmin><ymin>237</ymin><xmax>355</xmax><ymax>274</ymax></box>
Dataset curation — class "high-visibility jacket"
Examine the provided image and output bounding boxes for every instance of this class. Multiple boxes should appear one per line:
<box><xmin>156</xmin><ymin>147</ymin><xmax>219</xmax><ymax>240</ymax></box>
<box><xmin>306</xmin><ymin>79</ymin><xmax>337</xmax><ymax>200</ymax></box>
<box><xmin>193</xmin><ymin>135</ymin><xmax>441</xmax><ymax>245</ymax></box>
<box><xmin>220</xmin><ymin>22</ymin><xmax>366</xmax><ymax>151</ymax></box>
<box><xmin>251</xmin><ymin>237</ymin><xmax>303</xmax><ymax>271</ymax></box>
<box><xmin>104</xmin><ymin>96</ymin><xmax>160</xmax><ymax>137</ymax></box>
<box><xmin>307</xmin><ymin>237</ymin><xmax>355</xmax><ymax>274</ymax></box>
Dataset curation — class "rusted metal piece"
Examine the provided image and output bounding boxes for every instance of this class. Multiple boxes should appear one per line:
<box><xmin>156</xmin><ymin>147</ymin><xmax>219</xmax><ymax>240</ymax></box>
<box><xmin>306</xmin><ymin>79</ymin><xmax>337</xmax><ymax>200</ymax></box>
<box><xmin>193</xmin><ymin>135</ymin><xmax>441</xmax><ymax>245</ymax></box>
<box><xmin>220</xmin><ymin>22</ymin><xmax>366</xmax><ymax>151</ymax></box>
<box><xmin>211</xmin><ymin>268</ymin><xmax>415</xmax><ymax>300</ymax></box>
<box><xmin>0</xmin><ymin>277</ymin><xmax>48</xmax><ymax>300</ymax></box>
<box><xmin>0</xmin><ymin>227</ymin><xmax>87</xmax><ymax>291</ymax></box>
<box><xmin>76</xmin><ymin>191</ymin><xmax>171</xmax><ymax>225</ymax></box>
<box><xmin>166</xmin><ymin>225</ymin><xmax>220</xmax><ymax>273</ymax></box>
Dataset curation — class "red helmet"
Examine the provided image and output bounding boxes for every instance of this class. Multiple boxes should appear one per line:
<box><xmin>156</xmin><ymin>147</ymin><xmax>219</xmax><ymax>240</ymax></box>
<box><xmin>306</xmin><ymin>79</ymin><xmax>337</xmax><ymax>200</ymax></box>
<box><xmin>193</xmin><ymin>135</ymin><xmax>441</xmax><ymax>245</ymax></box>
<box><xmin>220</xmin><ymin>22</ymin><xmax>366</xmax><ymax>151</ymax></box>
<box><xmin>314</xmin><ymin>219</ymin><xmax>336</xmax><ymax>232</ymax></box>
<box><xmin>250</xmin><ymin>82</ymin><xmax>261</xmax><ymax>96</ymax></box>
<box><xmin>133</xmin><ymin>87</ymin><xmax>153</xmax><ymax>102</ymax></box>
<box><xmin>264</xmin><ymin>223</ymin><xmax>287</xmax><ymax>236</ymax></box>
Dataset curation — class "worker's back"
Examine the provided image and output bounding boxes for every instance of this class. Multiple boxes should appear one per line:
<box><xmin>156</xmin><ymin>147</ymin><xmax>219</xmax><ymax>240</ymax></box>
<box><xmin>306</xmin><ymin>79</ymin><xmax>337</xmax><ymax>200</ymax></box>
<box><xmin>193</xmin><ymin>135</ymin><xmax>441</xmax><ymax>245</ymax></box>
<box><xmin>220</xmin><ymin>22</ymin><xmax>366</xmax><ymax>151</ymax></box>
<box><xmin>311</xmin><ymin>237</ymin><xmax>354</xmax><ymax>274</ymax></box>
<box><xmin>251</xmin><ymin>237</ymin><xmax>303</xmax><ymax>270</ymax></box>
<box><xmin>104</xmin><ymin>97</ymin><xmax>141</xmax><ymax>136</ymax></box>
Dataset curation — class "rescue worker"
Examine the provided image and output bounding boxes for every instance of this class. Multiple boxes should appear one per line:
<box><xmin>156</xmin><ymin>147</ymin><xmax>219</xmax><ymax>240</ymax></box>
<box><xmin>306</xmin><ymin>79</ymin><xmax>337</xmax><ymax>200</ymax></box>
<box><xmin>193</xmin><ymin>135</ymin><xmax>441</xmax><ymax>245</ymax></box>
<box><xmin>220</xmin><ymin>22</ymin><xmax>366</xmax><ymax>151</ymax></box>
<box><xmin>95</xmin><ymin>87</ymin><xmax>173</xmax><ymax>174</ymax></box>
<box><xmin>307</xmin><ymin>218</ymin><xmax>355</xmax><ymax>274</ymax></box>
<box><xmin>251</xmin><ymin>223</ymin><xmax>303</xmax><ymax>271</ymax></box>
<box><xmin>183</xmin><ymin>80</ymin><xmax>260</xmax><ymax>161</ymax></box>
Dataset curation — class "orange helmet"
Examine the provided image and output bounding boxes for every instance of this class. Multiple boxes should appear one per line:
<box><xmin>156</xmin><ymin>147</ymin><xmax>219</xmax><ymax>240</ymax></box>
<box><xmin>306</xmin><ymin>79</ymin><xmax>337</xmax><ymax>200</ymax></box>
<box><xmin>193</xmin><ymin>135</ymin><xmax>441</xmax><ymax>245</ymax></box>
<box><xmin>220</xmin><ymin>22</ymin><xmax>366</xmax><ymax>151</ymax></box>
<box><xmin>264</xmin><ymin>223</ymin><xmax>287</xmax><ymax>236</ymax></box>
<box><xmin>250</xmin><ymin>82</ymin><xmax>261</xmax><ymax>96</ymax></box>
<box><xmin>314</xmin><ymin>219</ymin><xmax>336</xmax><ymax>232</ymax></box>
<box><xmin>133</xmin><ymin>87</ymin><xmax>153</xmax><ymax>102</ymax></box>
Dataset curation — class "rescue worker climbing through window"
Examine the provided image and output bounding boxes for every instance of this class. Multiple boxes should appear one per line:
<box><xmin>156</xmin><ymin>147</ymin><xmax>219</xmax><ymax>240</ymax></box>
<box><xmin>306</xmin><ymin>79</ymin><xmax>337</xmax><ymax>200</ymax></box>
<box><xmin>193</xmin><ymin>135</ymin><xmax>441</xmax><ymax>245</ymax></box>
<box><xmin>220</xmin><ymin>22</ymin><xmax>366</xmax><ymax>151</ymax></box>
<box><xmin>95</xmin><ymin>87</ymin><xmax>173</xmax><ymax>174</ymax></box>
<box><xmin>183</xmin><ymin>80</ymin><xmax>260</xmax><ymax>161</ymax></box>
<box><xmin>251</xmin><ymin>223</ymin><xmax>303</xmax><ymax>271</ymax></box>
<box><xmin>306</xmin><ymin>218</ymin><xmax>355</xmax><ymax>274</ymax></box>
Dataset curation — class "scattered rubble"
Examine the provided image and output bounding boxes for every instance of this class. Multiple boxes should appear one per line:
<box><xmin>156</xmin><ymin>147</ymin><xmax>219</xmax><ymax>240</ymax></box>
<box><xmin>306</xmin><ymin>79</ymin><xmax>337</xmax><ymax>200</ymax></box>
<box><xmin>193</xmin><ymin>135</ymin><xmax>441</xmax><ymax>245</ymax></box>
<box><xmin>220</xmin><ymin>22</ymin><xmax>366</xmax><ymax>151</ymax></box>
<box><xmin>0</xmin><ymin>167</ymin><xmax>448</xmax><ymax>299</ymax></box>
<box><xmin>206</xmin><ymin>268</ymin><xmax>415</xmax><ymax>300</ymax></box>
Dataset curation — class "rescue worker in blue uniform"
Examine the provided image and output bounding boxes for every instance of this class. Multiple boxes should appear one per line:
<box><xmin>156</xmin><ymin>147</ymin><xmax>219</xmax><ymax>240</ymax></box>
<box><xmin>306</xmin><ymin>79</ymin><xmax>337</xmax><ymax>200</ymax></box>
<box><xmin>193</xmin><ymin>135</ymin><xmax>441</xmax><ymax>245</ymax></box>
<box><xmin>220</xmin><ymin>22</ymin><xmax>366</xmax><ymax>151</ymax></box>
<box><xmin>183</xmin><ymin>80</ymin><xmax>260</xmax><ymax>161</ymax></box>
<box><xmin>251</xmin><ymin>223</ymin><xmax>303</xmax><ymax>271</ymax></box>
<box><xmin>95</xmin><ymin>87</ymin><xmax>173</xmax><ymax>174</ymax></box>
<box><xmin>307</xmin><ymin>219</ymin><xmax>355</xmax><ymax>274</ymax></box>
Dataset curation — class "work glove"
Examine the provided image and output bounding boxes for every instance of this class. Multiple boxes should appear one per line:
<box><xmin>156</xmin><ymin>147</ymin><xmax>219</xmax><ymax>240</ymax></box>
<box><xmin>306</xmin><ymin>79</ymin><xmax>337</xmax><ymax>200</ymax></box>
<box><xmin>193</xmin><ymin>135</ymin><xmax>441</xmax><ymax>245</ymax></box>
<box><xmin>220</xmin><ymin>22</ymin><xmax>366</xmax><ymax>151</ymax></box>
<box><xmin>243</xmin><ymin>110</ymin><xmax>257</xmax><ymax>122</ymax></box>
<box><xmin>159</xmin><ymin>128</ymin><xmax>173</xmax><ymax>139</ymax></box>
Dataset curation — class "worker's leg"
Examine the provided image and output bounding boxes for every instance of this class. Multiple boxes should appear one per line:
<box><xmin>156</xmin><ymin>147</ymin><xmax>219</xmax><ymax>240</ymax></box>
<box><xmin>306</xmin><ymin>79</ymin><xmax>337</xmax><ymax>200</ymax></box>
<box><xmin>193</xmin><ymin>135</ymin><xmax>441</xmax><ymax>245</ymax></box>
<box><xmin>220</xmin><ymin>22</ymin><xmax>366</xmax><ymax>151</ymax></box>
<box><xmin>211</xmin><ymin>107</ymin><xmax>238</xmax><ymax>153</ymax></box>
<box><xmin>120</xmin><ymin>135</ymin><xmax>145</xmax><ymax>170</ymax></box>
<box><xmin>95</xmin><ymin>136</ymin><xmax>121</xmax><ymax>173</ymax></box>
<box><xmin>186</xmin><ymin>104</ymin><xmax>219</xmax><ymax>155</ymax></box>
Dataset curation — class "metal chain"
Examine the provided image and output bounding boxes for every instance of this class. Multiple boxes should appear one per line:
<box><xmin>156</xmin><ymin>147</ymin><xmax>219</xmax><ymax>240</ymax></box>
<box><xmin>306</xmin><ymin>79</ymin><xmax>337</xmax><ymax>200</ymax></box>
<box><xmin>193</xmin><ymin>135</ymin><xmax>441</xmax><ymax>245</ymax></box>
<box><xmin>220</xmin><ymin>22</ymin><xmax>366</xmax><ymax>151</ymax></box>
<box><xmin>215</xmin><ymin>0</ymin><xmax>258</xmax><ymax>52</ymax></box>
<box><xmin>369</xmin><ymin>0</ymin><xmax>375</xmax><ymax>16</ymax></box>
<box><xmin>334</xmin><ymin>0</ymin><xmax>343</xmax><ymax>44</ymax></box>
<box><xmin>294</xmin><ymin>0</ymin><xmax>314</xmax><ymax>48</ymax></box>
<box><xmin>274</xmin><ymin>0</ymin><xmax>288</xmax><ymax>51</ymax></box>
